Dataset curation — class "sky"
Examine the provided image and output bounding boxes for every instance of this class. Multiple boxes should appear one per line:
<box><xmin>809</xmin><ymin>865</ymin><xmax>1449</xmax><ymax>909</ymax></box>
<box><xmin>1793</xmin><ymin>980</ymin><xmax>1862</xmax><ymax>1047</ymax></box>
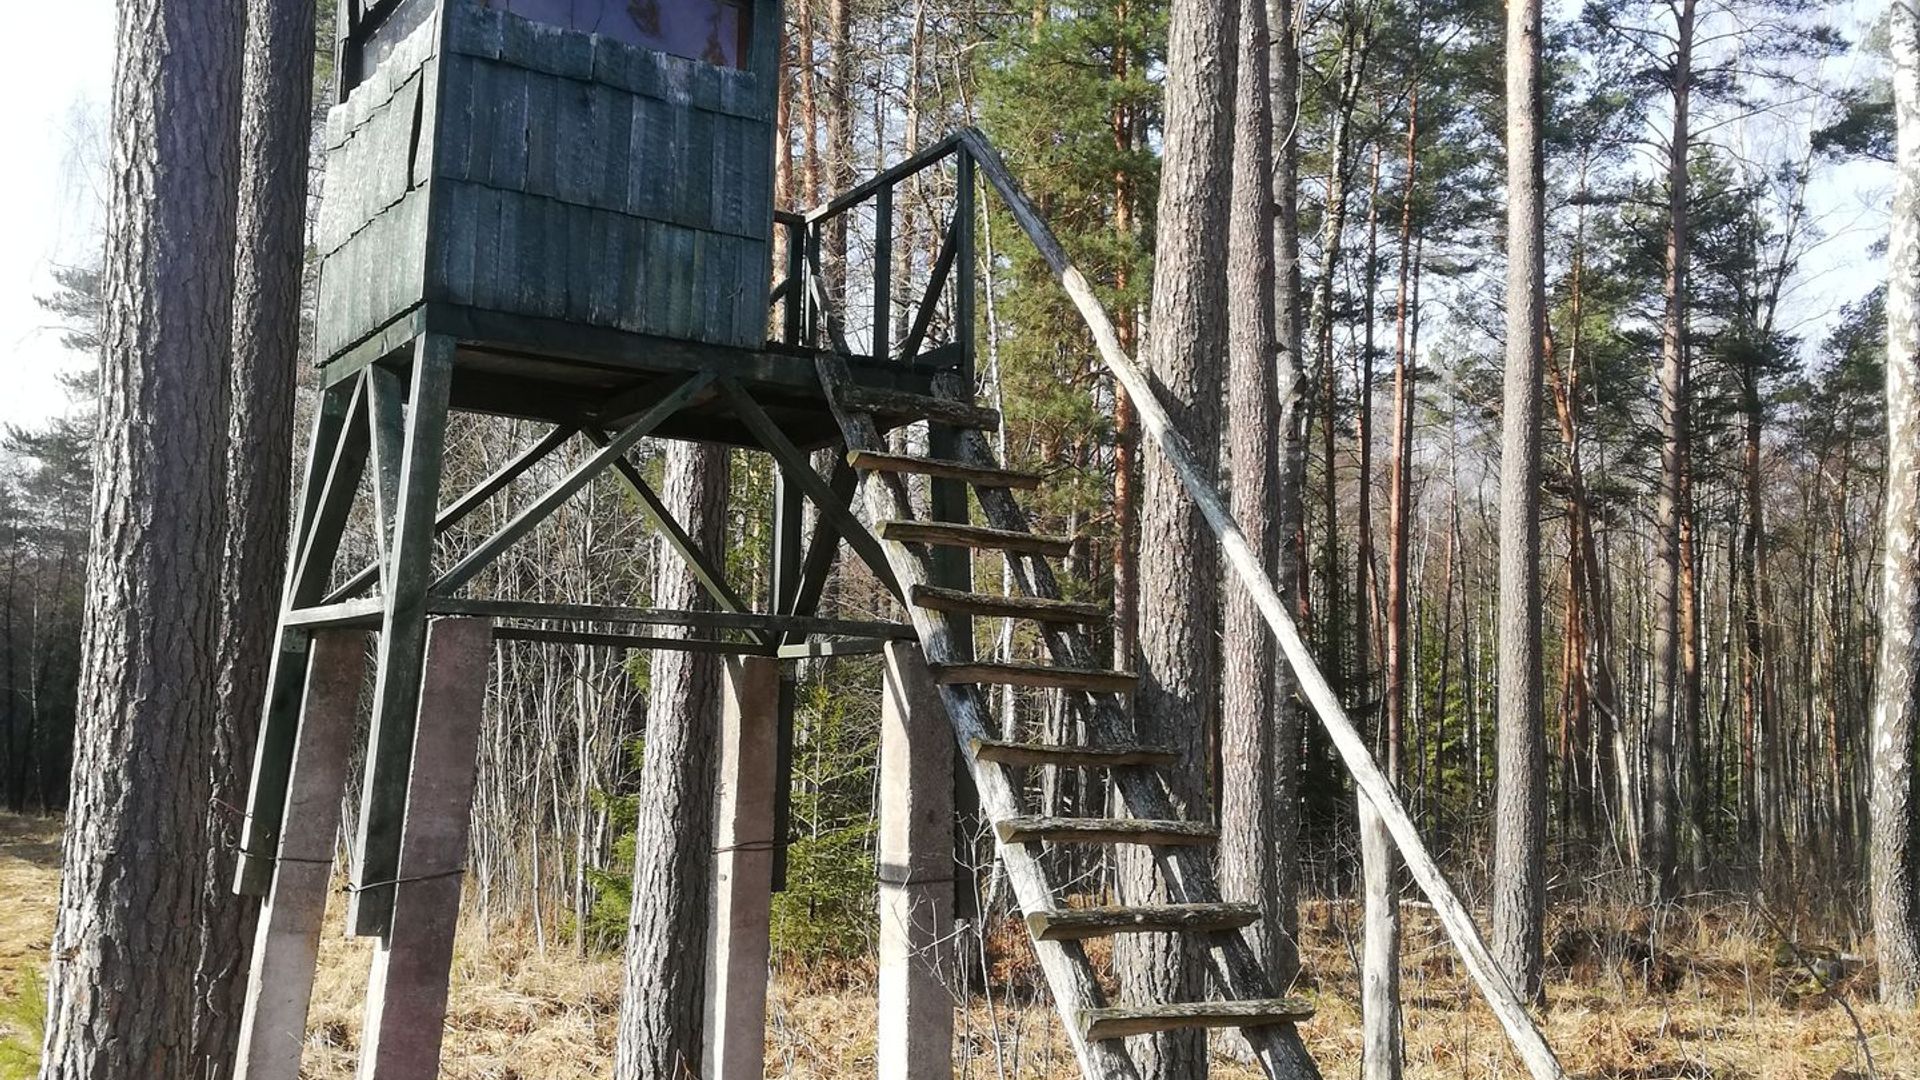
<box><xmin>0</xmin><ymin>1</ymin><xmax>1897</xmax><ymax>431</ymax></box>
<box><xmin>0</xmin><ymin>0</ymin><xmax>115</xmax><ymax>429</ymax></box>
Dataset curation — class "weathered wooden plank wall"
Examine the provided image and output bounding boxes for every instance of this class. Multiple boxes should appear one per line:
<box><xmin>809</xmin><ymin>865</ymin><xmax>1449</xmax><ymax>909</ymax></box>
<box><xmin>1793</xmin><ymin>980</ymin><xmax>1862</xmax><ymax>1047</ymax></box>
<box><xmin>314</xmin><ymin>0</ymin><xmax>778</xmax><ymax>365</ymax></box>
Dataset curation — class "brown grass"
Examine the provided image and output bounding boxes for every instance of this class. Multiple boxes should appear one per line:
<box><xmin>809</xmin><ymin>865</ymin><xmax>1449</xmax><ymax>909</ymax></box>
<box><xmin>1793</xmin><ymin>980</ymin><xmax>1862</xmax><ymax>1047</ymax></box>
<box><xmin>2</xmin><ymin>814</ymin><xmax>1916</xmax><ymax>1078</ymax></box>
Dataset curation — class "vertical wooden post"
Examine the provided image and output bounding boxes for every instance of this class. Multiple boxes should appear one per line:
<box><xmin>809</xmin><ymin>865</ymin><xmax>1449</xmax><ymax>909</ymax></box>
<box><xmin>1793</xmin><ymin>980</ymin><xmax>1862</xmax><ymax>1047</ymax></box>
<box><xmin>704</xmin><ymin>656</ymin><xmax>781</xmax><ymax>1080</ymax></box>
<box><xmin>878</xmin><ymin>642</ymin><xmax>955</xmax><ymax>1080</ymax></box>
<box><xmin>356</xmin><ymin>617</ymin><xmax>491</xmax><ymax>1080</ymax></box>
<box><xmin>238</xmin><ymin>377</ymin><xmax>370</xmax><ymax>895</ymax></box>
<box><xmin>233</xmin><ymin>629</ymin><xmax>368</xmax><ymax>1080</ymax></box>
<box><xmin>351</xmin><ymin>334</ymin><xmax>455</xmax><ymax>937</ymax></box>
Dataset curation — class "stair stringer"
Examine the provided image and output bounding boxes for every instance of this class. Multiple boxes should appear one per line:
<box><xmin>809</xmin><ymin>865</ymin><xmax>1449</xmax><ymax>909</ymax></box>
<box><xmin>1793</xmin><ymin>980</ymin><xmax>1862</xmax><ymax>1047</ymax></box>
<box><xmin>817</xmin><ymin>354</ymin><xmax>1321</xmax><ymax>1080</ymax></box>
<box><xmin>815</xmin><ymin>358</ymin><xmax>1141</xmax><ymax>1079</ymax></box>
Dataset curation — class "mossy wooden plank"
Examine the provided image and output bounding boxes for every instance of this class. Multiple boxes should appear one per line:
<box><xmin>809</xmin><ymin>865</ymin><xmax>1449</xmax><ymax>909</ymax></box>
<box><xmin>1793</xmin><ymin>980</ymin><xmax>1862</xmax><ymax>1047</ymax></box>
<box><xmin>909</xmin><ymin>584</ymin><xmax>1102</xmax><ymax>624</ymax></box>
<box><xmin>523</xmin><ymin>68</ymin><xmax>558</xmax><ymax>197</ymax></box>
<box><xmin>1028</xmin><ymin>904</ymin><xmax>1260</xmax><ymax>941</ymax></box>
<box><xmin>489</xmin><ymin>67</ymin><xmax>531</xmax><ymax>191</ymax></box>
<box><xmin>1079</xmin><ymin>999</ymin><xmax>1314</xmax><ymax>1041</ymax></box>
<box><xmin>937</xmin><ymin>662</ymin><xmax>1137</xmax><ymax>694</ymax></box>
<box><xmin>846</xmin><ymin>450</ymin><xmax>1043</xmax><ymax>490</ymax></box>
<box><xmin>556</xmin><ymin>75</ymin><xmax>598</xmax><ymax>205</ymax></box>
<box><xmin>969</xmin><ymin>739</ymin><xmax>1172</xmax><ymax>768</ymax></box>
<box><xmin>993</xmin><ymin>816</ymin><xmax>1219</xmax><ymax>847</ymax></box>
<box><xmin>880</xmin><ymin>520</ymin><xmax>1074</xmax><ymax>557</ymax></box>
<box><xmin>446</xmin><ymin>1</ymin><xmax>505</xmax><ymax>59</ymax></box>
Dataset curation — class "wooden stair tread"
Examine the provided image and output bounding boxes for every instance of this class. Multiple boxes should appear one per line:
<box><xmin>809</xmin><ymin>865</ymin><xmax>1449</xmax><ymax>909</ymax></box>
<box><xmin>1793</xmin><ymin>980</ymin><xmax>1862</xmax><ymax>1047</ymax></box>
<box><xmin>846</xmin><ymin>450</ymin><xmax>1042</xmax><ymax>490</ymax></box>
<box><xmin>1079</xmin><ymin>998</ymin><xmax>1315</xmax><ymax>1041</ymax></box>
<box><xmin>995</xmin><ymin>816</ymin><xmax>1217</xmax><ymax>846</ymax></box>
<box><xmin>1028</xmin><ymin>903</ymin><xmax>1260</xmax><ymax>941</ymax></box>
<box><xmin>840</xmin><ymin>385</ymin><xmax>1000</xmax><ymax>431</ymax></box>
<box><xmin>937</xmin><ymin>662</ymin><xmax>1138</xmax><ymax>694</ymax></box>
<box><xmin>910</xmin><ymin>584</ymin><xmax>1103</xmax><ymax>624</ymax></box>
<box><xmin>970</xmin><ymin>738</ymin><xmax>1173</xmax><ymax>768</ymax></box>
<box><xmin>879</xmin><ymin>520</ymin><xmax>1074</xmax><ymax>557</ymax></box>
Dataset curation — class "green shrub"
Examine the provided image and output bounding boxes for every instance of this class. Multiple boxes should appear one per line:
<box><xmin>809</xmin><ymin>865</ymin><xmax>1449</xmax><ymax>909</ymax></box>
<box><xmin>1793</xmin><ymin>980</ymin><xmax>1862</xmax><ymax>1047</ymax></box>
<box><xmin>0</xmin><ymin>969</ymin><xmax>45</xmax><ymax>1080</ymax></box>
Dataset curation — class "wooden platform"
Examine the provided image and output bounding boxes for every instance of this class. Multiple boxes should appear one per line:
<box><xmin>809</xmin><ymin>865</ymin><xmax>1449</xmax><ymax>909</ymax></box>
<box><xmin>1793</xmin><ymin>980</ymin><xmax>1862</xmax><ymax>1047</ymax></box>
<box><xmin>319</xmin><ymin>302</ymin><xmax>957</xmax><ymax>451</ymax></box>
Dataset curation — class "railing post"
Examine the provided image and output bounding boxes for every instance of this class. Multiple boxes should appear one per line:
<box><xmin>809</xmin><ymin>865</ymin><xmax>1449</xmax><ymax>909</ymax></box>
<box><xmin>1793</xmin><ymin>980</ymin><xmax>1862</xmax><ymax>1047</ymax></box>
<box><xmin>874</xmin><ymin>186</ymin><xmax>892</xmax><ymax>362</ymax></box>
<box><xmin>954</xmin><ymin>151</ymin><xmax>976</xmax><ymax>384</ymax></box>
<box><xmin>784</xmin><ymin>217</ymin><xmax>805</xmax><ymax>346</ymax></box>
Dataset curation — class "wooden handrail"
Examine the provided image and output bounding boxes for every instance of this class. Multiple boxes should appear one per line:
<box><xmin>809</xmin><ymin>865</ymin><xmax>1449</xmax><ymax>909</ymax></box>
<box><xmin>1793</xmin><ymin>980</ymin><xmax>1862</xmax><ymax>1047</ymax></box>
<box><xmin>955</xmin><ymin>126</ymin><xmax>1567</xmax><ymax>1080</ymax></box>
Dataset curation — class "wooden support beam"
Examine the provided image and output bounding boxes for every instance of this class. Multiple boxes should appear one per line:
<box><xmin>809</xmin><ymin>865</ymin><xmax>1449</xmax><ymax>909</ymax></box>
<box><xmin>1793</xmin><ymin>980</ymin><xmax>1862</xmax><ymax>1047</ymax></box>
<box><xmin>877</xmin><ymin>643</ymin><xmax>955</xmax><ymax>1080</ymax></box>
<box><xmin>431</xmin><ymin>372</ymin><xmax>715</xmax><ymax>597</ymax></box>
<box><xmin>349</xmin><ymin>334</ymin><xmax>455</xmax><ymax>938</ymax></box>
<box><xmin>366</xmin><ymin>361</ymin><xmax>407</xmax><ymax>579</ymax></box>
<box><xmin>785</xmin><ymin>453</ymin><xmax>857</xmax><ymax>630</ymax></box>
<box><xmin>898</xmin><ymin>216</ymin><xmax>959</xmax><ymax>363</ymax></box>
<box><xmin>720</xmin><ymin>378</ymin><xmax>904</xmax><ymax>603</ymax></box>
<box><xmin>873</xmin><ymin>185</ymin><xmax>892</xmax><ymax>363</ymax></box>
<box><xmin>356</xmin><ymin>618</ymin><xmax>492</xmax><ymax>1079</ymax></box>
<box><xmin>704</xmin><ymin>657</ymin><xmax>781</xmax><ymax>1080</ymax></box>
<box><xmin>425</xmin><ymin>597</ymin><xmax>912</xmax><ymax>640</ymax></box>
<box><xmin>238</xmin><ymin>376</ymin><xmax>369</xmax><ymax>896</ymax></box>
<box><xmin>492</xmin><ymin>627</ymin><xmax>771</xmax><ymax>654</ymax></box>
<box><xmin>234</xmin><ymin>630</ymin><xmax>367</xmax><ymax>1080</ymax></box>
<box><xmin>585</xmin><ymin>424</ymin><xmax>766</xmax><ymax>647</ymax></box>
<box><xmin>324</xmin><ymin>425</ymin><xmax>577</xmax><ymax>605</ymax></box>
<box><xmin>960</xmin><ymin>126</ymin><xmax>1566</xmax><ymax>1080</ymax></box>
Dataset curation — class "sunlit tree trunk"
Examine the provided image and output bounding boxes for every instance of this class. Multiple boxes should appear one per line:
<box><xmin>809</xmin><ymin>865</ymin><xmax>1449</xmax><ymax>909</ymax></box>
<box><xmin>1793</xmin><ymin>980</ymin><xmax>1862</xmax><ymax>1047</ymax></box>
<box><xmin>1492</xmin><ymin>0</ymin><xmax>1546</xmax><ymax>1004</ymax></box>
<box><xmin>1872</xmin><ymin>0</ymin><xmax>1920</xmax><ymax>1009</ymax></box>
<box><xmin>40</xmin><ymin>2</ymin><xmax>245</xmax><ymax>1077</ymax></box>
<box><xmin>1120</xmin><ymin>0</ymin><xmax>1236</xmax><ymax>1069</ymax></box>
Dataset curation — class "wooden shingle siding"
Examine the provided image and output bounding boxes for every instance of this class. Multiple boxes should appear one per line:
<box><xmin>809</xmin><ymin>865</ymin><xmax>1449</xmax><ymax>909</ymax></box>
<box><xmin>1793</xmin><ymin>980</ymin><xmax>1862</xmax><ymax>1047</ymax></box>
<box><xmin>316</xmin><ymin>0</ymin><xmax>780</xmax><ymax>363</ymax></box>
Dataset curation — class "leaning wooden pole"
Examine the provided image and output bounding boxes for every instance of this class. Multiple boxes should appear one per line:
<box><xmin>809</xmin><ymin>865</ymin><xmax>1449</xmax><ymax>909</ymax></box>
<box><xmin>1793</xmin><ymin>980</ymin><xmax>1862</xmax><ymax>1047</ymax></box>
<box><xmin>960</xmin><ymin>128</ymin><xmax>1567</xmax><ymax>1080</ymax></box>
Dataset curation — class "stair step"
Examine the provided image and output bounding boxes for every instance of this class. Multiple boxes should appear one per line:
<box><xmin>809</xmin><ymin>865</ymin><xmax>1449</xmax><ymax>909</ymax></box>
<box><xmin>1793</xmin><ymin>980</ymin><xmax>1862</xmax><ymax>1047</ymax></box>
<box><xmin>970</xmin><ymin>738</ymin><xmax>1172</xmax><ymax>768</ymax></box>
<box><xmin>880</xmin><ymin>520</ymin><xmax>1074</xmax><ymax>557</ymax></box>
<box><xmin>840</xmin><ymin>385</ymin><xmax>1000</xmax><ymax>431</ymax></box>
<box><xmin>995</xmin><ymin>816</ymin><xmax>1218</xmax><ymax>847</ymax></box>
<box><xmin>938</xmin><ymin>662</ymin><xmax>1138</xmax><ymax>694</ymax></box>
<box><xmin>1028</xmin><ymin>903</ymin><xmax>1261</xmax><ymax>941</ymax></box>
<box><xmin>1078</xmin><ymin>998</ymin><xmax>1316</xmax><ymax>1041</ymax></box>
<box><xmin>846</xmin><ymin>450</ymin><xmax>1042</xmax><ymax>490</ymax></box>
<box><xmin>910</xmin><ymin>584</ymin><xmax>1103</xmax><ymax>625</ymax></box>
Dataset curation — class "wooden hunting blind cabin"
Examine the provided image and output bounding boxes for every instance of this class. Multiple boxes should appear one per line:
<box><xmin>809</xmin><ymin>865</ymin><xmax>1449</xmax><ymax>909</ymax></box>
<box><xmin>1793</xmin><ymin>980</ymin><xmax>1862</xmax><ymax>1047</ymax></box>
<box><xmin>224</xmin><ymin>3</ymin><xmax>1568</xmax><ymax>1079</ymax></box>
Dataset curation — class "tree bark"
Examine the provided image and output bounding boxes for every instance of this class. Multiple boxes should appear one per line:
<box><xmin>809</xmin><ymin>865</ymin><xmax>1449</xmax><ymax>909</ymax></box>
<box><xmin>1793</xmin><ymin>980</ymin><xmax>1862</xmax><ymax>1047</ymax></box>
<box><xmin>1492</xmin><ymin>0</ymin><xmax>1547</xmax><ymax>1004</ymax></box>
<box><xmin>1268</xmin><ymin>0</ymin><xmax>1306</xmax><ymax>988</ymax></box>
<box><xmin>198</xmin><ymin>2</ymin><xmax>320</xmax><ymax>1074</ymax></box>
<box><xmin>1120</xmin><ymin>0</ymin><xmax>1237</xmax><ymax>1068</ymax></box>
<box><xmin>1643</xmin><ymin>0</ymin><xmax>1695</xmax><ymax>904</ymax></box>
<box><xmin>40</xmin><ymin>2</ymin><xmax>246</xmax><ymax>1077</ymax></box>
<box><xmin>1222</xmin><ymin>0</ymin><xmax>1281</xmax><ymax>990</ymax></box>
<box><xmin>1873</xmin><ymin>0</ymin><xmax>1920</xmax><ymax>1009</ymax></box>
<box><xmin>615</xmin><ymin>442</ymin><xmax>732</xmax><ymax>1079</ymax></box>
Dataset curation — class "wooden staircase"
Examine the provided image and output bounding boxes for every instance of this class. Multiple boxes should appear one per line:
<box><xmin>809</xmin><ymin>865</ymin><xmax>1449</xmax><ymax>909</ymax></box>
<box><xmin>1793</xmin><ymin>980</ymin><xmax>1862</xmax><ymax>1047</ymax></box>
<box><xmin>816</xmin><ymin>354</ymin><xmax>1321</xmax><ymax>1080</ymax></box>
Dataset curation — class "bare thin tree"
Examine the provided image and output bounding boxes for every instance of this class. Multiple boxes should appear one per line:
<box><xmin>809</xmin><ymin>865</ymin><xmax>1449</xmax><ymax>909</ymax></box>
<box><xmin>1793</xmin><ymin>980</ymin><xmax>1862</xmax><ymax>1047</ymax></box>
<box><xmin>1873</xmin><ymin>0</ymin><xmax>1920</xmax><ymax>1010</ymax></box>
<box><xmin>40</xmin><ymin>1</ymin><xmax>246</xmax><ymax>1077</ymax></box>
<box><xmin>1222</xmin><ymin>0</ymin><xmax>1282</xmax><ymax>987</ymax></box>
<box><xmin>1492</xmin><ymin>0</ymin><xmax>1547</xmax><ymax>1005</ymax></box>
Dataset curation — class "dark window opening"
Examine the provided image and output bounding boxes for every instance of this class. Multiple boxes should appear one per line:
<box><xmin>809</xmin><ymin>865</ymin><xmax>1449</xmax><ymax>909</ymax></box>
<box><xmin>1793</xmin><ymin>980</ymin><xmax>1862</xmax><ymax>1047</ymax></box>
<box><xmin>490</xmin><ymin>0</ymin><xmax>753</xmax><ymax>69</ymax></box>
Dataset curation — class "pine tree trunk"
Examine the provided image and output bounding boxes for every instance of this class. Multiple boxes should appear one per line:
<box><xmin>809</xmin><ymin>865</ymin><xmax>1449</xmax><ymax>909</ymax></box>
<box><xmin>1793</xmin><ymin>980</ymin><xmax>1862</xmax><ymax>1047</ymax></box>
<box><xmin>40</xmin><ymin>3</ymin><xmax>245</xmax><ymax>1077</ymax></box>
<box><xmin>197</xmin><ymin>4</ymin><xmax>320</xmax><ymax>1074</ymax></box>
<box><xmin>1120</xmin><ymin>0</ymin><xmax>1236</xmax><ymax>1069</ymax></box>
<box><xmin>1643</xmin><ymin>0</ymin><xmax>1694</xmax><ymax>904</ymax></box>
<box><xmin>615</xmin><ymin>443</ymin><xmax>732</xmax><ymax>1079</ymax></box>
<box><xmin>1222</xmin><ymin>0</ymin><xmax>1281</xmax><ymax>988</ymax></box>
<box><xmin>1268</xmin><ymin>0</ymin><xmax>1307</xmax><ymax>987</ymax></box>
<box><xmin>1491</xmin><ymin>0</ymin><xmax>1546</xmax><ymax>1004</ymax></box>
<box><xmin>1873</xmin><ymin>0</ymin><xmax>1920</xmax><ymax>1009</ymax></box>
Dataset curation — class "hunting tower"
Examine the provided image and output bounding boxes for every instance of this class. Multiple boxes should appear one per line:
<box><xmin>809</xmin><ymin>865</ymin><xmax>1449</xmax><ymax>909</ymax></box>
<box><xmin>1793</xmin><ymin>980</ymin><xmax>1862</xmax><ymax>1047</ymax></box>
<box><xmin>316</xmin><ymin>0</ymin><xmax>795</xmax><ymax>431</ymax></box>
<box><xmin>228</xmin><ymin>4</ymin><xmax>1343</xmax><ymax>1078</ymax></box>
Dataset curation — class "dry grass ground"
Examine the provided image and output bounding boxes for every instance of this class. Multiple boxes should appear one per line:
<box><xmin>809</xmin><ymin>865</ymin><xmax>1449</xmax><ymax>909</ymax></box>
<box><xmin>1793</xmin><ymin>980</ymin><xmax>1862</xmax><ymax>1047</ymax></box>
<box><xmin>2</xmin><ymin>814</ymin><xmax>1915</xmax><ymax>1079</ymax></box>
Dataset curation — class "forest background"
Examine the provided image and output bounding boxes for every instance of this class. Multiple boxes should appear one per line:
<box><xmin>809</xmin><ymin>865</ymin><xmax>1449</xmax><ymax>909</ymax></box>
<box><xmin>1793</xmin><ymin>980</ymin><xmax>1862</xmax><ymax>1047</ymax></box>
<box><xmin>1</xmin><ymin>0</ymin><xmax>1917</xmax><ymax>1076</ymax></box>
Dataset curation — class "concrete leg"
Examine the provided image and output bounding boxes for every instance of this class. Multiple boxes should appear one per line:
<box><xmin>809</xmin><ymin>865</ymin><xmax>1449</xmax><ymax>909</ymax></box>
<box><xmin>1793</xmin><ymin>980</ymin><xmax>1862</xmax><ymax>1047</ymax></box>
<box><xmin>878</xmin><ymin>642</ymin><xmax>956</xmax><ymax>1080</ymax></box>
<box><xmin>703</xmin><ymin>656</ymin><xmax>781</xmax><ymax>1080</ymax></box>
<box><xmin>356</xmin><ymin>618</ymin><xmax>491</xmax><ymax>1080</ymax></box>
<box><xmin>234</xmin><ymin>630</ymin><xmax>368</xmax><ymax>1080</ymax></box>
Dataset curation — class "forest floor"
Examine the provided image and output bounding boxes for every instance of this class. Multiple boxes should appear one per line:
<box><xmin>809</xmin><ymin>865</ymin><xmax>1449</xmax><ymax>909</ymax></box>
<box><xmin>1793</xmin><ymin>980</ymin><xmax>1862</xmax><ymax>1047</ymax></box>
<box><xmin>1</xmin><ymin>813</ymin><xmax>1915</xmax><ymax>1079</ymax></box>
